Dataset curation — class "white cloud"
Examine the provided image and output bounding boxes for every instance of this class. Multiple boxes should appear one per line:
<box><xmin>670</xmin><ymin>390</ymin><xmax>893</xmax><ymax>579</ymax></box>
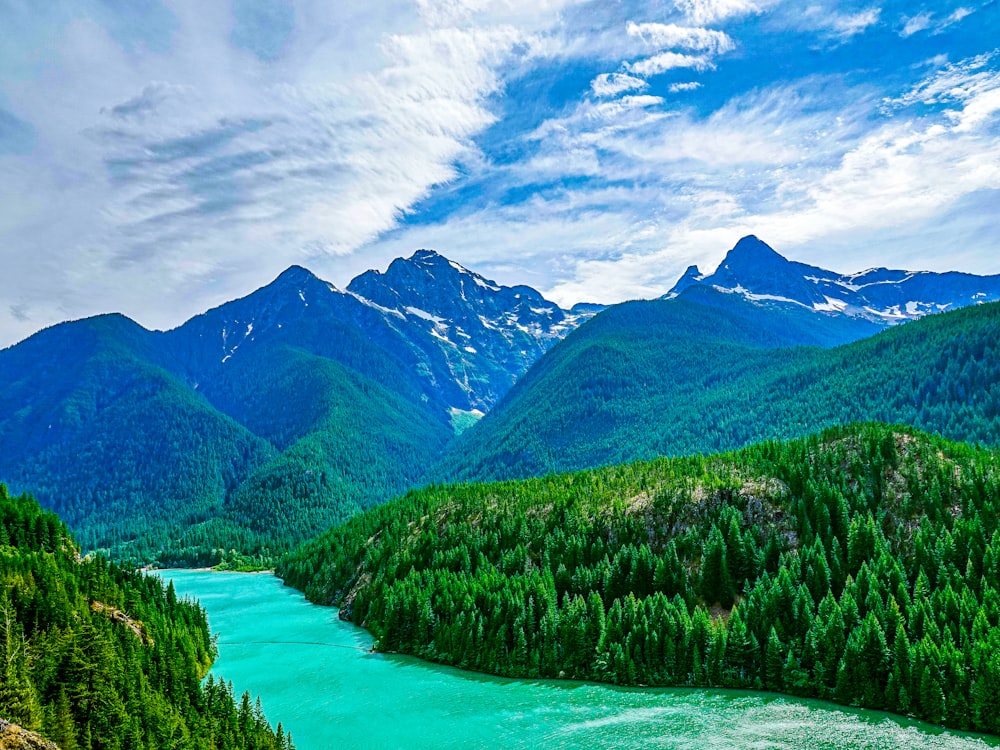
<box><xmin>673</xmin><ymin>0</ymin><xmax>760</xmax><ymax>26</ymax></box>
<box><xmin>781</xmin><ymin>5</ymin><xmax>882</xmax><ymax>41</ymax></box>
<box><xmin>625</xmin><ymin>22</ymin><xmax>736</xmax><ymax>54</ymax></box>
<box><xmin>900</xmin><ymin>12</ymin><xmax>933</xmax><ymax>38</ymax></box>
<box><xmin>947</xmin><ymin>7</ymin><xmax>974</xmax><ymax>25</ymax></box>
<box><xmin>830</xmin><ymin>8</ymin><xmax>881</xmax><ymax>38</ymax></box>
<box><xmin>591</xmin><ymin>73</ymin><xmax>648</xmax><ymax>97</ymax></box>
<box><xmin>0</xmin><ymin>0</ymin><xmax>566</xmax><ymax>345</ymax></box>
<box><xmin>669</xmin><ymin>81</ymin><xmax>703</xmax><ymax>92</ymax></box>
<box><xmin>900</xmin><ymin>6</ymin><xmax>975</xmax><ymax>38</ymax></box>
<box><xmin>628</xmin><ymin>51</ymin><xmax>714</xmax><ymax>76</ymax></box>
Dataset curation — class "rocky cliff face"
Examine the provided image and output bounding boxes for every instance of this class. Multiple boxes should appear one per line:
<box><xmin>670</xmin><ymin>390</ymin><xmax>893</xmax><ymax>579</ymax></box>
<box><xmin>347</xmin><ymin>249</ymin><xmax>599</xmax><ymax>410</ymax></box>
<box><xmin>0</xmin><ymin>720</ymin><xmax>60</xmax><ymax>750</ymax></box>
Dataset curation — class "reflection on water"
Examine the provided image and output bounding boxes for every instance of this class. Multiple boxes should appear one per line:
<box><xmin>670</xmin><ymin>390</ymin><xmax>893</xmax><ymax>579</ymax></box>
<box><xmin>160</xmin><ymin>570</ymin><xmax>1000</xmax><ymax>750</ymax></box>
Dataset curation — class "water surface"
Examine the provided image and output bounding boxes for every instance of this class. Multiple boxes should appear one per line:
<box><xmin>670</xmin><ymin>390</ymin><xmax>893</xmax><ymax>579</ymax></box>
<box><xmin>162</xmin><ymin>570</ymin><xmax>999</xmax><ymax>750</ymax></box>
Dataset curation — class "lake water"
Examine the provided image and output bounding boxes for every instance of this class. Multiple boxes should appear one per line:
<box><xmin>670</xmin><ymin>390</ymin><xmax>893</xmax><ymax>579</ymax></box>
<box><xmin>161</xmin><ymin>569</ymin><xmax>1000</xmax><ymax>750</ymax></box>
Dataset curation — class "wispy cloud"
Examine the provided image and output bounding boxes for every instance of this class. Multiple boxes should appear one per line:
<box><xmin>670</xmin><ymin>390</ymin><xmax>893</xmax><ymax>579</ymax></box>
<box><xmin>778</xmin><ymin>5</ymin><xmax>883</xmax><ymax>42</ymax></box>
<box><xmin>831</xmin><ymin>8</ymin><xmax>881</xmax><ymax>38</ymax></box>
<box><xmin>899</xmin><ymin>6</ymin><xmax>975</xmax><ymax>38</ymax></box>
<box><xmin>900</xmin><ymin>12</ymin><xmax>933</xmax><ymax>38</ymax></box>
<box><xmin>626</xmin><ymin>22</ymin><xmax>736</xmax><ymax>54</ymax></box>
<box><xmin>591</xmin><ymin>73</ymin><xmax>648</xmax><ymax>97</ymax></box>
<box><xmin>627</xmin><ymin>51</ymin><xmax>715</xmax><ymax>76</ymax></box>
<box><xmin>673</xmin><ymin>0</ymin><xmax>760</xmax><ymax>26</ymax></box>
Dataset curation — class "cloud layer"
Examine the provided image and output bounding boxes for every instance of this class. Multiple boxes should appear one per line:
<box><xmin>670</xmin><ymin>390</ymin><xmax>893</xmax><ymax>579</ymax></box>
<box><xmin>0</xmin><ymin>0</ymin><xmax>998</xmax><ymax>344</ymax></box>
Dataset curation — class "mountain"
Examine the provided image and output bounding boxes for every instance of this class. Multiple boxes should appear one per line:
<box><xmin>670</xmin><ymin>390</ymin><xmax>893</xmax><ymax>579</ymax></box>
<box><xmin>0</xmin><ymin>251</ymin><xmax>595</xmax><ymax>565</ymax></box>
<box><xmin>666</xmin><ymin>235</ymin><xmax>1000</xmax><ymax>325</ymax></box>
<box><xmin>436</xmin><ymin>292</ymin><xmax>1000</xmax><ymax>482</ymax></box>
<box><xmin>278</xmin><ymin>423</ymin><xmax>1000</xmax><ymax>735</ymax></box>
<box><xmin>0</xmin><ymin>483</ymin><xmax>291</xmax><ymax>749</ymax></box>
<box><xmin>0</xmin><ymin>313</ymin><xmax>276</xmax><ymax>558</ymax></box>
<box><xmin>347</xmin><ymin>249</ymin><xmax>596</xmax><ymax>411</ymax></box>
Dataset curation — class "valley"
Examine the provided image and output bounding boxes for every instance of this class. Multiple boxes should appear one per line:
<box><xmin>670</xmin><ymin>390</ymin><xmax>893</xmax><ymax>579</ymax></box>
<box><xmin>3</xmin><ymin>237</ymin><xmax>1000</xmax><ymax>747</ymax></box>
<box><xmin>2</xmin><ymin>238</ymin><xmax>998</xmax><ymax>568</ymax></box>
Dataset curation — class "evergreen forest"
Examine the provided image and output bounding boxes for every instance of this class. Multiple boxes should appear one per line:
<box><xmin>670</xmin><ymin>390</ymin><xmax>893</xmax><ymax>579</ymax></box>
<box><xmin>0</xmin><ymin>484</ymin><xmax>292</xmax><ymax>750</ymax></box>
<box><xmin>280</xmin><ymin>423</ymin><xmax>1000</xmax><ymax>734</ymax></box>
<box><xmin>438</xmin><ymin>295</ymin><xmax>1000</xmax><ymax>483</ymax></box>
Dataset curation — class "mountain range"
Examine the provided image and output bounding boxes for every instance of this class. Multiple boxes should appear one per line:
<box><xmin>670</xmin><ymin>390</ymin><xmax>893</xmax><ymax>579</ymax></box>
<box><xmin>667</xmin><ymin>235</ymin><xmax>1000</xmax><ymax>325</ymax></box>
<box><xmin>0</xmin><ymin>251</ymin><xmax>597</xmax><ymax>564</ymax></box>
<box><xmin>1</xmin><ymin>236</ymin><xmax>999</xmax><ymax>565</ymax></box>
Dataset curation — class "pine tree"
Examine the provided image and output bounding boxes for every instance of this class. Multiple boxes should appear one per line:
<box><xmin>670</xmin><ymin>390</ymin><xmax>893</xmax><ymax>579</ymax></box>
<box><xmin>700</xmin><ymin>526</ymin><xmax>735</xmax><ymax>608</ymax></box>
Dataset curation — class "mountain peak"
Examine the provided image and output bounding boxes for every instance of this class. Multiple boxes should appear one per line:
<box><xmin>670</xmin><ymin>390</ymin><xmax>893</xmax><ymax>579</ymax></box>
<box><xmin>721</xmin><ymin>236</ymin><xmax>787</xmax><ymax>270</ymax></box>
<box><xmin>665</xmin><ymin>264</ymin><xmax>704</xmax><ymax>299</ymax></box>
<box><xmin>410</xmin><ymin>248</ymin><xmax>446</xmax><ymax>263</ymax></box>
<box><xmin>666</xmin><ymin>235</ymin><xmax>1000</xmax><ymax>326</ymax></box>
<box><xmin>407</xmin><ymin>249</ymin><xmax>480</xmax><ymax>279</ymax></box>
<box><xmin>274</xmin><ymin>264</ymin><xmax>320</xmax><ymax>286</ymax></box>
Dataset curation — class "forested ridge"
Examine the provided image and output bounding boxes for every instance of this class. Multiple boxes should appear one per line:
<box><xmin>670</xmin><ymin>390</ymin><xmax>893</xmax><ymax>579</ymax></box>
<box><xmin>280</xmin><ymin>423</ymin><xmax>1000</xmax><ymax>734</ymax></box>
<box><xmin>0</xmin><ymin>483</ymin><xmax>292</xmax><ymax>749</ymax></box>
<box><xmin>0</xmin><ymin>314</ymin><xmax>452</xmax><ymax>570</ymax></box>
<box><xmin>438</xmin><ymin>295</ymin><xmax>1000</xmax><ymax>483</ymax></box>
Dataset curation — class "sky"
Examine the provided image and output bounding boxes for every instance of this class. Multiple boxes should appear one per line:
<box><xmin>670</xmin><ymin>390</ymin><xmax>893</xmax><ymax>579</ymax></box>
<box><xmin>1</xmin><ymin>0</ymin><xmax>999</xmax><ymax>345</ymax></box>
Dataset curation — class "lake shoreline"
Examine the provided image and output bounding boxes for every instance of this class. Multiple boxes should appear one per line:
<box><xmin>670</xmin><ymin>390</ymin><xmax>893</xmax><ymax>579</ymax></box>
<box><xmin>160</xmin><ymin>569</ymin><xmax>1000</xmax><ymax>750</ymax></box>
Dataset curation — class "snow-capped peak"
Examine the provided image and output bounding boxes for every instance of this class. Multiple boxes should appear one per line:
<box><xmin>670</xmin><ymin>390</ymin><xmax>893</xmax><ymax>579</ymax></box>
<box><xmin>665</xmin><ymin>236</ymin><xmax>1000</xmax><ymax>327</ymax></box>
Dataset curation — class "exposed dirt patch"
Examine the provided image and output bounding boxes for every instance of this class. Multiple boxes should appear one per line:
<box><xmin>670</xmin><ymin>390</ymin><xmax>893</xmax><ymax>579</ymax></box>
<box><xmin>339</xmin><ymin>572</ymin><xmax>372</xmax><ymax>622</ymax></box>
<box><xmin>91</xmin><ymin>601</ymin><xmax>152</xmax><ymax>646</ymax></box>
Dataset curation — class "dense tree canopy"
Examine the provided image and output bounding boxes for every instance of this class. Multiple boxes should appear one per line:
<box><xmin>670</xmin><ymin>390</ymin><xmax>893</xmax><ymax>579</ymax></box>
<box><xmin>437</xmin><ymin>297</ymin><xmax>1000</xmax><ymax>483</ymax></box>
<box><xmin>281</xmin><ymin>423</ymin><xmax>1000</xmax><ymax>735</ymax></box>
<box><xmin>0</xmin><ymin>484</ymin><xmax>292</xmax><ymax>749</ymax></box>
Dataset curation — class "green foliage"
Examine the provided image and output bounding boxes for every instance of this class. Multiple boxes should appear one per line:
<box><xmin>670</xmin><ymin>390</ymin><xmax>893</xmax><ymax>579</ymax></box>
<box><xmin>438</xmin><ymin>296</ymin><xmax>1000</xmax><ymax>482</ymax></box>
<box><xmin>280</xmin><ymin>423</ymin><xmax>1000</xmax><ymax>734</ymax></box>
<box><xmin>0</xmin><ymin>315</ymin><xmax>452</xmax><ymax>568</ymax></box>
<box><xmin>0</xmin><ymin>483</ymin><xmax>292</xmax><ymax>749</ymax></box>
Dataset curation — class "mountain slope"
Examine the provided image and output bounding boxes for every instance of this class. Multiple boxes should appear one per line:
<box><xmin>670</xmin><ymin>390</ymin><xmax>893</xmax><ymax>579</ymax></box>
<box><xmin>437</xmin><ymin>294</ymin><xmax>1000</xmax><ymax>482</ymax></box>
<box><xmin>667</xmin><ymin>235</ymin><xmax>1000</xmax><ymax>325</ymax></box>
<box><xmin>0</xmin><ymin>484</ymin><xmax>291</xmax><ymax>749</ymax></box>
<box><xmin>348</xmin><ymin>250</ymin><xmax>595</xmax><ymax>409</ymax></box>
<box><xmin>0</xmin><ymin>251</ymin><xmax>591</xmax><ymax>564</ymax></box>
<box><xmin>279</xmin><ymin>423</ymin><xmax>1000</xmax><ymax>734</ymax></box>
<box><xmin>0</xmin><ymin>314</ymin><xmax>275</xmax><ymax>555</ymax></box>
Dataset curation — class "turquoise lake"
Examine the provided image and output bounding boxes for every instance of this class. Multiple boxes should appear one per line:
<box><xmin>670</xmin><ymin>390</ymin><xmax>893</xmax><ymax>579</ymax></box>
<box><xmin>161</xmin><ymin>569</ymin><xmax>1000</xmax><ymax>750</ymax></box>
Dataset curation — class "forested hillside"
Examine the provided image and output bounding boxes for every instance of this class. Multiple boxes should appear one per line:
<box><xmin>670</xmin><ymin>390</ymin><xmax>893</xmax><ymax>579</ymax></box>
<box><xmin>0</xmin><ymin>484</ymin><xmax>292</xmax><ymax>749</ymax></box>
<box><xmin>0</xmin><ymin>314</ymin><xmax>277</xmax><ymax>564</ymax></box>
<box><xmin>280</xmin><ymin>423</ymin><xmax>1000</xmax><ymax>734</ymax></box>
<box><xmin>438</xmin><ymin>293</ymin><xmax>1000</xmax><ymax>482</ymax></box>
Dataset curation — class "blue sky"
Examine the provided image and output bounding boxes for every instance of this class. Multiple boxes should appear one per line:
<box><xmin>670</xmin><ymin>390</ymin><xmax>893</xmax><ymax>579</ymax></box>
<box><xmin>0</xmin><ymin>0</ymin><xmax>998</xmax><ymax>344</ymax></box>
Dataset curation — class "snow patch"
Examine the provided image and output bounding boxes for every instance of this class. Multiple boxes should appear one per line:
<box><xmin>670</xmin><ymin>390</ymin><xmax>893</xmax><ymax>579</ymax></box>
<box><xmin>405</xmin><ymin>306</ymin><xmax>446</xmax><ymax>324</ymax></box>
<box><xmin>430</xmin><ymin>327</ymin><xmax>453</xmax><ymax>345</ymax></box>
<box><xmin>813</xmin><ymin>297</ymin><xmax>848</xmax><ymax>313</ymax></box>
<box><xmin>863</xmin><ymin>306</ymin><xmax>908</xmax><ymax>320</ymax></box>
<box><xmin>472</xmin><ymin>275</ymin><xmax>500</xmax><ymax>291</ymax></box>
<box><xmin>345</xmin><ymin>291</ymin><xmax>407</xmax><ymax>320</ymax></box>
